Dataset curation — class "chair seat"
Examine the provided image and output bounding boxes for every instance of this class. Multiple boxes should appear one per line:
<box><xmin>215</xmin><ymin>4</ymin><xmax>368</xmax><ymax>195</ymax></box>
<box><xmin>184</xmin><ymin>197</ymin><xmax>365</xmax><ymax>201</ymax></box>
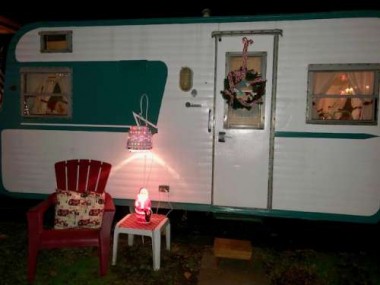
<box><xmin>40</xmin><ymin>228</ymin><xmax>100</xmax><ymax>248</ymax></box>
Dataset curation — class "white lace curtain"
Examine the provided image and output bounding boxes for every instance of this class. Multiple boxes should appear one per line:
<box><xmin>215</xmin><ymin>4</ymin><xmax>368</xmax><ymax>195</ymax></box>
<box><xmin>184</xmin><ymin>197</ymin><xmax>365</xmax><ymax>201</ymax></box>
<box><xmin>313</xmin><ymin>71</ymin><xmax>374</xmax><ymax>120</ymax></box>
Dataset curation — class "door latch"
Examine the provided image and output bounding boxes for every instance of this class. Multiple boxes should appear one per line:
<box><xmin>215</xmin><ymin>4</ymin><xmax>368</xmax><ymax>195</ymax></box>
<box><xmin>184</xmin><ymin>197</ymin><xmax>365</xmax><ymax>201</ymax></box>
<box><xmin>218</xmin><ymin>131</ymin><xmax>226</xmax><ymax>142</ymax></box>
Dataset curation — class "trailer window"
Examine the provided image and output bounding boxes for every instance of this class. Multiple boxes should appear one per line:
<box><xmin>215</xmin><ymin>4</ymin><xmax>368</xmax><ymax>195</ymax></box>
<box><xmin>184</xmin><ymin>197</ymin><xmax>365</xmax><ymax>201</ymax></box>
<box><xmin>20</xmin><ymin>67</ymin><xmax>72</xmax><ymax>117</ymax></box>
<box><xmin>307</xmin><ymin>64</ymin><xmax>379</xmax><ymax>125</ymax></box>
<box><xmin>224</xmin><ymin>52</ymin><xmax>266</xmax><ymax>129</ymax></box>
<box><xmin>39</xmin><ymin>31</ymin><xmax>72</xmax><ymax>53</ymax></box>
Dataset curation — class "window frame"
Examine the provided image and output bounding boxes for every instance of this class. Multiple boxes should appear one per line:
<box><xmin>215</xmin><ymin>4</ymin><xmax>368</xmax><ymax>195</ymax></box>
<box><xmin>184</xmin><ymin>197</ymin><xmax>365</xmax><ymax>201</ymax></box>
<box><xmin>306</xmin><ymin>64</ymin><xmax>379</xmax><ymax>125</ymax></box>
<box><xmin>39</xmin><ymin>31</ymin><xmax>73</xmax><ymax>53</ymax></box>
<box><xmin>20</xmin><ymin>67</ymin><xmax>72</xmax><ymax>118</ymax></box>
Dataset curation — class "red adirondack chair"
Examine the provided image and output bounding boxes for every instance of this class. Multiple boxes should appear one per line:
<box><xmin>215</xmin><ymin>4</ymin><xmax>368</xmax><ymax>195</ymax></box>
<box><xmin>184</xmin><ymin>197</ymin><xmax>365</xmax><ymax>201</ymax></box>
<box><xmin>26</xmin><ymin>159</ymin><xmax>115</xmax><ymax>284</ymax></box>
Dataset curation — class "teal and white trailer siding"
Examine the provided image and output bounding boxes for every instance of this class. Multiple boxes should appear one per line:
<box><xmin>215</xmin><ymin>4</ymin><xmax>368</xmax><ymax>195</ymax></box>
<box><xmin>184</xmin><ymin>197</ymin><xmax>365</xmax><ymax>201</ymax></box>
<box><xmin>1</xmin><ymin>11</ymin><xmax>380</xmax><ymax>223</ymax></box>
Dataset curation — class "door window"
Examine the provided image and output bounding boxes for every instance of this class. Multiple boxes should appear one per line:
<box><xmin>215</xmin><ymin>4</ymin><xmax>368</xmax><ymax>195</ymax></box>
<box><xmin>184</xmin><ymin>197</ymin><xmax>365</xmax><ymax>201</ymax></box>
<box><xmin>224</xmin><ymin>52</ymin><xmax>267</xmax><ymax>129</ymax></box>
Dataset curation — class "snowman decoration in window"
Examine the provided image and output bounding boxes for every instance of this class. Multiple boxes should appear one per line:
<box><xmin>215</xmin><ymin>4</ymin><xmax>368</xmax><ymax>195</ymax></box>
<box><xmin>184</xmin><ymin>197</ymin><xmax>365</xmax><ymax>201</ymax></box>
<box><xmin>221</xmin><ymin>37</ymin><xmax>266</xmax><ymax>110</ymax></box>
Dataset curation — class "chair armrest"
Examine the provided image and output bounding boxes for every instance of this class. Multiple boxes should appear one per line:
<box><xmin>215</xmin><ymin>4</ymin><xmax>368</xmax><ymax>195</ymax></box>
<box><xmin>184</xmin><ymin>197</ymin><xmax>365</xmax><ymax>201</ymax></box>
<box><xmin>100</xmin><ymin>193</ymin><xmax>115</xmax><ymax>235</ymax></box>
<box><xmin>104</xmin><ymin>193</ymin><xmax>115</xmax><ymax>212</ymax></box>
<box><xmin>27</xmin><ymin>193</ymin><xmax>57</xmax><ymax>235</ymax></box>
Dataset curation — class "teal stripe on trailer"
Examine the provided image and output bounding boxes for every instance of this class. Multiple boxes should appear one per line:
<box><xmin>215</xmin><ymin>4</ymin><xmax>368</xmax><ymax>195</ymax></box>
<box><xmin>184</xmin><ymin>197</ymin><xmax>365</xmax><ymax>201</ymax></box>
<box><xmin>3</xmin><ymin>60</ymin><xmax>167</xmax><ymax>131</ymax></box>
<box><xmin>212</xmin><ymin>206</ymin><xmax>380</xmax><ymax>224</ymax></box>
<box><xmin>3</xmin><ymin>191</ymin><xmax>379</xmax><ymax>224</ymax></box>
<box><xmin>276</xmin><ymin>131</ymin><xmax>378</xmax><ymax>140</ymax></box>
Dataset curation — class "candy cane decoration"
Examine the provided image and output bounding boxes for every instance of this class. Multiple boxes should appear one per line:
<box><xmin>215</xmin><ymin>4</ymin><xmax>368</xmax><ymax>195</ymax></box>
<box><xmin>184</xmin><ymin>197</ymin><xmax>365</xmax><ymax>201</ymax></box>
<box><xmin>222</xmin><ymin>36</ymin><xmax>266</xmax><ymax>109</ymax></box>
<box><xmin>242</xmin><ymin>37</ymin><xmax>253</xmax><ymax>73</ymax></box>
<box><xmin>227</xmin><ymin>37</ymin><xmax>254</xmax><ymax>92</ymax></box>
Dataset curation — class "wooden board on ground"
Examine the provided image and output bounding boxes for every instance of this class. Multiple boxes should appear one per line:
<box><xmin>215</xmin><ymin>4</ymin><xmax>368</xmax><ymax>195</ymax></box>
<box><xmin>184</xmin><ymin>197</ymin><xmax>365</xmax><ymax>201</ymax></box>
<box><xmin>213</xmin><ymin>238</ymin><xmax>252</xmax><ymax>260</ymax></box>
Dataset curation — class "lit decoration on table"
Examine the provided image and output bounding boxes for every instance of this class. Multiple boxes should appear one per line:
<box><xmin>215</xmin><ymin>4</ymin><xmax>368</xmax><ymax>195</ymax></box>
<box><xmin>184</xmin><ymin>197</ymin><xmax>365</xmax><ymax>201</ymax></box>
<box><xmin>221</xmin><ymin>37</ymin><xmax>266</xmax><ymax>110</ymax></box>
<box><xmin>134</xmin><ymin>187</ymin><xmax>152</xmax><ymax>224</ymax></box>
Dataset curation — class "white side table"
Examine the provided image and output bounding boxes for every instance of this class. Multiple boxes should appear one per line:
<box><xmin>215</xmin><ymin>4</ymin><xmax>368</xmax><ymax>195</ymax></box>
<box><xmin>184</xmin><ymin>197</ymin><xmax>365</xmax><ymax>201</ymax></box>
<box><xmin>112</xmin><ymin>213</ymin><xmax>171</xmax><ymax>270</ymax></box>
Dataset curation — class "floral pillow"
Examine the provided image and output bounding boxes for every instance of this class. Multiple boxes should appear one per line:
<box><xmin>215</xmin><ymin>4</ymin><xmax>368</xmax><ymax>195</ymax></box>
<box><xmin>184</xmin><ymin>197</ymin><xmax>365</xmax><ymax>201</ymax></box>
<box><xmin>54</xmin><ymin>189</ymin><xmax>105</xmax><ymax>229</ymax></box>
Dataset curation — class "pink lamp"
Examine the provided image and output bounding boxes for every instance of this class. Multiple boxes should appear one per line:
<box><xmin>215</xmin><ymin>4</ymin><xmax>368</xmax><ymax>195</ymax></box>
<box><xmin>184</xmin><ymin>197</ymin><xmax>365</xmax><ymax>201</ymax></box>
<box><xmin>134</xmin><ymin>187</ymin><xmax>152</xmax><ymax>224</ymax></box>
<box><xmin>127</xmin><ymin>126</ymin><xmax>153</xmax><ymax>151</ymax></box>
<box><xmin>126</xmin><ymin>94</ymin><xmax>157</xmax><ymax>152</ymax></box>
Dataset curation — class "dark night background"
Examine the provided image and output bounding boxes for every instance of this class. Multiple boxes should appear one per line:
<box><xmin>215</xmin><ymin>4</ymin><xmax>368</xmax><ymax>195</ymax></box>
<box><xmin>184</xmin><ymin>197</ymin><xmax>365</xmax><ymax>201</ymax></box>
<box><xmin>2</xmin><ymin>1</ymin><xmax>380</xmax><ymax>26</ymax></box>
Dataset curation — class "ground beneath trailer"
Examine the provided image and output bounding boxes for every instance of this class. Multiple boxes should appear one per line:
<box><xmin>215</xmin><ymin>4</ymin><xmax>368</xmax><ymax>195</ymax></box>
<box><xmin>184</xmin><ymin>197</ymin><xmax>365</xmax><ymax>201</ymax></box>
<box><xmin>0</xmin><ymin>196</ymin><xmax>380</xmax><ymax>284</ymax></box>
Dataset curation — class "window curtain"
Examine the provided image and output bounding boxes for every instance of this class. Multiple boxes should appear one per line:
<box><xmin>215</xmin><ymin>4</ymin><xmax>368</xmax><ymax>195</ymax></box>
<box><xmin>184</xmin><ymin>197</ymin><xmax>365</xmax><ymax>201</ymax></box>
<box><xmin>313</xmin><ymin>71</ymin><xmax>374</xmax><ymax>120</ymax></box>
<box><xmin>347</xmin><ymin>72</ymin><xmax>373</xmax><ymax>120</ymax></box>
<box><xmin>32</xmin><ymin>74</ymin><xmax>69</xmax><ymax>115</ymax></box>
<box><xmin>314</xmin><ymin>73</ymin><xmax>347</xmax><ymax>119</ymax></box>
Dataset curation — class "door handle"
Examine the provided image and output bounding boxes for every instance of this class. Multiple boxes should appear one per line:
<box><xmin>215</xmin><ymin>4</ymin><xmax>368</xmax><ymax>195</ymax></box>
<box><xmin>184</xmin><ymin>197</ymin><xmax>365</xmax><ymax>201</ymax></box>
<box><xmin>208</xmin><ymin>109</ymin><xmax>212</xmax><ymax>133</ymax></box>
<box><xmin>185</xmin><ymin>102</ymin><xmax>202</xmax><ymax>108</ymax></box>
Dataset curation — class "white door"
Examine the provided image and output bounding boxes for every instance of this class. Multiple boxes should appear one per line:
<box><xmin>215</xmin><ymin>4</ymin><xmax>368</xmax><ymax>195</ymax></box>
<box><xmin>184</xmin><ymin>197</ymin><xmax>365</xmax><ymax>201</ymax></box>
<box><xmin>213</xmin><ymin>32</ymin><xmax>278</xmax><ymax>209</ymax></box>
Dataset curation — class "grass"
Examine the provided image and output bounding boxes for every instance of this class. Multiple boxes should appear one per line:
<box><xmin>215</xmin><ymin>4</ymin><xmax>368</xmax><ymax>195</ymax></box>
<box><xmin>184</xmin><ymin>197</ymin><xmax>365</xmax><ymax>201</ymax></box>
<box><xmin>0</xmin><ymin>220</ymin><xmax>205</xmax><ymax>285</ymax></box>
<box><xmin>256</xmin><ymin>247</ymin><xmax>380</xmax><ymax>285</ymax></box>
<box><xmin>0</xmin><ymin>205</ymin><xmax>379</xmax><ymax>285</ymax></box>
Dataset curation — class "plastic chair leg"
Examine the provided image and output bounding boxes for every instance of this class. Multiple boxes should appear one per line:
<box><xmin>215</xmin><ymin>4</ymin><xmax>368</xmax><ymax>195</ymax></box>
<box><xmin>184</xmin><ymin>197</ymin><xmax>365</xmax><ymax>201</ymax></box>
<box><xmin>27</xmin><ymin>246</ymin><xmax>38</xmax><ymax>284</ymax></box>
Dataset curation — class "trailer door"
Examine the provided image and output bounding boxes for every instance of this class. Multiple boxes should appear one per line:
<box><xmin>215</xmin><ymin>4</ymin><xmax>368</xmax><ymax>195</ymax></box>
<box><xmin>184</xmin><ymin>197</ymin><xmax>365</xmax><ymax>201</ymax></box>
<box><xmin>213</xmin><ymin>30</ymin><xmax>281</xmax><ymax>209</ymax></box>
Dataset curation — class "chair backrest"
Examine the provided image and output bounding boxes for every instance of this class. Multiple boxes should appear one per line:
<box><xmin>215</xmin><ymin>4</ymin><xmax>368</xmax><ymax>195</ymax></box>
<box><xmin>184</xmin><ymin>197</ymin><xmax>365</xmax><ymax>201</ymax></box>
<box><xmin>55</xmin><ymin>159</ymin><xmax>112</xmax><ymax>194</ymax></box>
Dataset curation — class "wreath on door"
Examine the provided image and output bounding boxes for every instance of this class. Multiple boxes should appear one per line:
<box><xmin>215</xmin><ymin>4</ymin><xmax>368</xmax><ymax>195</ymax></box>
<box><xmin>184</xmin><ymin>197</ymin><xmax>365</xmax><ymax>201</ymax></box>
<box><xmin>221</xmin><ymin>37</ymin><xmax>266</xmax><ymax>110</ymax></box>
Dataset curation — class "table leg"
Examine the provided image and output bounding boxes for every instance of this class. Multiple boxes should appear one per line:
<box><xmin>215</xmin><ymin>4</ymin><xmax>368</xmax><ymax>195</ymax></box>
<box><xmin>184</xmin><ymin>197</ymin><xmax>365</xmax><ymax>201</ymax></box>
<box><xmin>112</xmin><ymin>230</ymin><xmax>119</xmax><ymax>265</ymax></box>
<box><xmin>152</xmin><ymin>230</ymin><xmax>161</xmax><ymax>270</ymax></box>
<box><xmin>128</xmin><ymin>234</ymin><xmax>134</xmax><ymax>246</ymax></box>
<box><xmin>165</xmin><ymin>223</ymin><xmax>171</xmax><ymax>250</ymax></box>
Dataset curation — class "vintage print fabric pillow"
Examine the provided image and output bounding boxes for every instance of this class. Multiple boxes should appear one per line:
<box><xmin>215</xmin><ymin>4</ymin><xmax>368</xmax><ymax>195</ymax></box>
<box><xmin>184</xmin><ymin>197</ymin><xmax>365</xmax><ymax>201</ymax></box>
<box><xmin>54</xmin><ymin>189</ymin><xmax>105</xmax><ymax>229</ymax></box>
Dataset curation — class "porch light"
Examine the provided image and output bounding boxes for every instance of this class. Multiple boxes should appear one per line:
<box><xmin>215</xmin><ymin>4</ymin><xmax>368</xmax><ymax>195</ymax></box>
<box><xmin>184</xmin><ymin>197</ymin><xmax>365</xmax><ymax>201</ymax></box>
<box><xmin>179</xmin><ymin>67</ymin><xmax>193</xmax><ymax>92</ymax></box>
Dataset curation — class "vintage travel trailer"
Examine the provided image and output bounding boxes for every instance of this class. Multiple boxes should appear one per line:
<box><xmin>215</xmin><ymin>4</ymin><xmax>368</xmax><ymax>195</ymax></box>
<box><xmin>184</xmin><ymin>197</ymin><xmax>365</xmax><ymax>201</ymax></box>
<box><xmin>1</xmin><ymin>11</ymin><xmax>380</xmax><ymax>223</ymax></box>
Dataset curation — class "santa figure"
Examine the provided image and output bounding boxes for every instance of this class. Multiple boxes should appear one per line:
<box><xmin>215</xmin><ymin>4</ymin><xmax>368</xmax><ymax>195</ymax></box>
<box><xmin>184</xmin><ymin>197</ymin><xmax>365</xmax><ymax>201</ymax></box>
<box><xmin>134</xmin><ymin>188</ymin><xmax>152</xmax><ymax>224</ymax></box>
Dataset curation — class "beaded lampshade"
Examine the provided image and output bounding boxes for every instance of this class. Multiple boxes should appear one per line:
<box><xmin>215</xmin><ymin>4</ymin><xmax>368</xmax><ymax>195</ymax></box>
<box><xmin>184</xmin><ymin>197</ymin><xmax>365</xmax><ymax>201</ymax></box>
<box><xmin>126</xmin><ymin>125</ymin><xmax>153</xmax><ymax>151</ymax></box>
